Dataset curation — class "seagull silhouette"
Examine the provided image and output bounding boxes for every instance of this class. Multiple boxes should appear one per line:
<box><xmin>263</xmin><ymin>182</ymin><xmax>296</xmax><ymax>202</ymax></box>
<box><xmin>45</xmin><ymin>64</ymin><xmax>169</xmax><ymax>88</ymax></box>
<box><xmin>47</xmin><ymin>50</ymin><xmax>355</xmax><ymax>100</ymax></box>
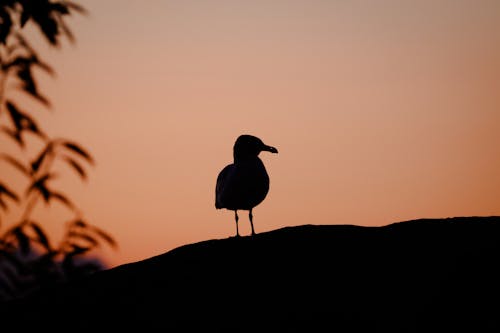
<box><xmin>215</xmin><ymin>134</ymin><xmax>278</xmax><ymax>236</ymax></box>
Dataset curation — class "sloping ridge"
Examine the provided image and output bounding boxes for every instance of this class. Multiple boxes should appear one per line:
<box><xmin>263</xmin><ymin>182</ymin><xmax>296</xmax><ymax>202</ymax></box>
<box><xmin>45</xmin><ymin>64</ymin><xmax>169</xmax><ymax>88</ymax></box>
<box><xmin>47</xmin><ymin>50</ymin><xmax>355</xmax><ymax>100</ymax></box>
<box><xmin>2</xmin><ymin>216</ymin><xmax>500</xmax><ymax>332</ymax></box>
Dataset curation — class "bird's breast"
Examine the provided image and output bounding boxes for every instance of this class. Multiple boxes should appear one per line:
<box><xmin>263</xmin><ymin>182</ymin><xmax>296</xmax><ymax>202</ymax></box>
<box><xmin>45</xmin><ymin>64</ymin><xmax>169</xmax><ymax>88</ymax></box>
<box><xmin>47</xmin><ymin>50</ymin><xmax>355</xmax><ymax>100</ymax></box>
<box><xmin>215</xmin><ymin>158</ymin><xmax>270</xmax><ymax>210</ymax></box>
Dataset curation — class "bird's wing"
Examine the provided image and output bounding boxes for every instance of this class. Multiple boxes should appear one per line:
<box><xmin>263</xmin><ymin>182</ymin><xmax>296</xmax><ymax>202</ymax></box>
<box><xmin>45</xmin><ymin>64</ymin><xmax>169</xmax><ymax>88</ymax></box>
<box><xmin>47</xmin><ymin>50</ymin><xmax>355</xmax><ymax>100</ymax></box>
<box><xmin>215</xmin><ymin>164</ymin><xmax>234</xmax><ymax>209</ymax></box>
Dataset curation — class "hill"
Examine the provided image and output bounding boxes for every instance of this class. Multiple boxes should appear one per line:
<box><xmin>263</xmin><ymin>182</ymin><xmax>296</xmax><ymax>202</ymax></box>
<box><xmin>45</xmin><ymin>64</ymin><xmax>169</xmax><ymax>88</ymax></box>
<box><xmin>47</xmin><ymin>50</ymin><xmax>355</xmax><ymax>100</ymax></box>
<box><xmin>1</xmin><ymin>216</ymin><xmax>500</xmax><ymax>332</ymax></box>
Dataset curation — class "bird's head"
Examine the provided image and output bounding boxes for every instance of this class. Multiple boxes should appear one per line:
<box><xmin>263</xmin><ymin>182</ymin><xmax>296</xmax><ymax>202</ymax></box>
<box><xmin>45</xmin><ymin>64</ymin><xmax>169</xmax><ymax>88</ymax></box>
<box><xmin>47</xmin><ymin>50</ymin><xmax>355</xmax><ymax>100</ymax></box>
<box><xmin>233</xmin><ymin>134</ymin><xmax>278</xmax><ymax>161</ymax></box>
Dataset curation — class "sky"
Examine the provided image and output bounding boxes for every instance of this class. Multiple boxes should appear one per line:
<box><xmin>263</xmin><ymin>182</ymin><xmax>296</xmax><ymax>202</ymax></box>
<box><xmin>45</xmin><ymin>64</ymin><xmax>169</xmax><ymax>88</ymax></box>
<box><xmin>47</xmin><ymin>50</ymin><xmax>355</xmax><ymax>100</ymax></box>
<box><xmin>1</xmin><ymin>0</ymin><xmax>500</xmax><ymax>269</ymax></box>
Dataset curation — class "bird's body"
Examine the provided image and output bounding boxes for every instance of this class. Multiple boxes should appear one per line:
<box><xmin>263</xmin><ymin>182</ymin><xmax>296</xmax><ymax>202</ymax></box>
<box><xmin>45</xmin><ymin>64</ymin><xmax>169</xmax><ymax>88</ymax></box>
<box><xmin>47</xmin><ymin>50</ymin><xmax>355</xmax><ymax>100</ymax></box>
<box><xmin>215</xmin><ymin>135</ymin><xmax>278</xmax><ymax>236</ymax></box>
<box><xmin>215</xmin><ymin>158</ymin><xmax>270</xmax><ymax>211</ymax></box>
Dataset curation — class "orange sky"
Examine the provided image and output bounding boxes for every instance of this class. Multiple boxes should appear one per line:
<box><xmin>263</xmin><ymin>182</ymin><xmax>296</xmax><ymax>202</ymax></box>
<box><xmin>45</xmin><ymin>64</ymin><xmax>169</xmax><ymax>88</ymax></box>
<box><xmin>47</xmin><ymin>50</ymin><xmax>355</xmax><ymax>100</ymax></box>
<box><xmin>2</xmin><ymin>0</ymin><xmax>500</xmax><ymax>268</ymax></box>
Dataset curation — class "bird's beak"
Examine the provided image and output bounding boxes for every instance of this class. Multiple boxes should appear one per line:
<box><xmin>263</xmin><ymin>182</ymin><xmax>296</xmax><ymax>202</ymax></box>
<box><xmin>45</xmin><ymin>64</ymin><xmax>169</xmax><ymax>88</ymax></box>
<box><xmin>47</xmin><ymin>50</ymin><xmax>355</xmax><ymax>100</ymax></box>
<box><xmin>262</xmin><ymin>145</ymin><xmax>278</xmax><ymax>154</ymax></box>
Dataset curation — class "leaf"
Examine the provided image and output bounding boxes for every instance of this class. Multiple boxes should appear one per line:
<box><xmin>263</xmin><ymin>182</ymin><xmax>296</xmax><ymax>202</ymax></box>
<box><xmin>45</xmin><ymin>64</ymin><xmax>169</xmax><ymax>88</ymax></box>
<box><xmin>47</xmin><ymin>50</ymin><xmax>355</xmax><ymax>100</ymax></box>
<box><xmin>50</xmin><ymin>3</ymin><xmax>70</xmax><ymax>15</ymax></box>
<box><xmin>0</xmin><ymin>183</ymin><xmax>19</xmax><ymax>212</ymax></box>
<box><xmin>70</xmin><ymin>219</ymin><xmax>87</xmax><ymax>228</ymax></box>
<box><xmin>5</xmin><ymin>101</ymin><xmax>47</xmax><ymax>139</ymax></box>
<box><xmin>31</xmin><ymin>143</ymin><xmax>53</xmax><ymax>173</ymax></box>
<box><xmin>90</xmin><ymin>226</ymin><xmax>118</xmax><ymax>249</ymax></box>
<box><xmin>37</xmin><ymin>250</ymin><xmax>59</xmax><ymax>261</ymax></box>
<box><xmin>68</xmin><ymin>231</ymin><xmax>98</xmax><ymax>247</ymax></box>
<box><xmin>64</xmin><ymin>1</ymin><xmax>89</xmax><ymax>15</ymax></box>
<box><xmin>34</xmin><ymin>15</ymin><xmax>59</xmax><ymax>46</ymax></box>
<box><xmin>29</xmin><ymin>222</ymin><xmax>52</xmax><ymax>251</ymax></box>
<box><xmin>56</xmin><ymin>17</ymin><xmax>74</xmax><ymax>43</ymax></box>
<box><xmin>12</xmin><ymin>227</ymin><xmax>31</xmax><ymax>255</ymax></box>
<box><xmin>3</xmin><ymin>56</ymin><xmax>30</xmax><ymax>71</ymax></box>
<box><xmin>58</xmin><ymin>140</ymin><xmax>94</xmax><ymax>164</ymax></box>
<box><xmin>26</xmin><ymin>173</ymin><xmax>56</xmax><ymax>202</ymax></box>
<box><xmin>62</xmin><ymin>156</ymin><xmax>87</xmax><ymax>180</ymax></box>
<box><xmin>12</xmin><ymin>32</ymin><xmax>36</xmax><ymax>56</ymax></box>
<box><xmin>33</xmin><ymin>56</ymin><xmax>54</xmax><ymax>75</ymax></box>
<box><xmin>0</xmin><ymin>125</ymin><xmax>24</xmax><ymax>147</ymax></box>
<box><xmin>0</xmin><ymin>197</ymin><xmax>7</xmax><ymax>211</ymax></box>
<box><xmin>0</xmin><ymin>183</ymin><xmax>20</xmax><ymax>202</ymax></box>
<box><xmin>67</xmin><ymin>245</ymin><xmax>90</xmax><ymax>256</ymax></box>
<box><xmin>4</xmin><ymin>55</ymin><xmax>54</xmax><ymax>76</ymax></box>
<box><xmin>17</xmin><ymin>66</ymin><xmax>50</xmax><ymax>106</ymax></box>
<box><xmin>50</xmin><ymin>191</ymin><xmax>75</xmax><ymax>211</ymax></box>
<box><xmin>20</xmin><ymin>7</ymin><xmax>31</xmax><ymax>27</ymax></box>
<box><xmin>0</xmin><ymin>9</ymin><xmax>12</xmax><ymax>44</ymax></box>
<box><xmin>0</xmin><ymin>153</ymin><xmax>31</xmax><ymax>176</ymax></box>
<box><xmin>6</xmin><ymin>101</ymin><xmax>27</xmax><ymax>131</ymax></box>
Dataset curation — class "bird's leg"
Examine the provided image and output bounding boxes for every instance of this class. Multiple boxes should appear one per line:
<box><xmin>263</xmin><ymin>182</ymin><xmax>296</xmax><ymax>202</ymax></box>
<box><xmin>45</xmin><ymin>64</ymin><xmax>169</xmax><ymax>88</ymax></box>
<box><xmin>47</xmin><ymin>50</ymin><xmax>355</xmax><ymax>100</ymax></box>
<box><xmin>234</xmin><ymin>210</ymin><xmax>240</xmax><ymax>237</ymax></box>
<box><xmin>249</xmin><ymin>209</ymin><xmax>255</xmax><ymax>236</ymax></box>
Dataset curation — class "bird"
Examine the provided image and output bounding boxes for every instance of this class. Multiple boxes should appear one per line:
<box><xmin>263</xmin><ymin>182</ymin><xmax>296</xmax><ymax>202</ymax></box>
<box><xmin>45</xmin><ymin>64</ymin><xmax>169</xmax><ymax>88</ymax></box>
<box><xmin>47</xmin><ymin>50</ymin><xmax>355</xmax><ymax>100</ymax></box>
<box><xmin>215</xmin><ymin>134</ymin><xmax>278</xmax><ymax>237</ymax></box>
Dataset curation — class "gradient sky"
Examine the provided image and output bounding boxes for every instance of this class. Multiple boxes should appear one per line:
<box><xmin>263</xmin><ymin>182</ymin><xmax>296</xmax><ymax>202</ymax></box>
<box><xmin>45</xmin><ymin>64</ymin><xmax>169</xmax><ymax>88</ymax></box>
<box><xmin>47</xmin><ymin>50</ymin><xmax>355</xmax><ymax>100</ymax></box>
<box><xmin>2</xmin><ymin>0</ymin><xmax>500</xmax><ymax>268</ymax></box>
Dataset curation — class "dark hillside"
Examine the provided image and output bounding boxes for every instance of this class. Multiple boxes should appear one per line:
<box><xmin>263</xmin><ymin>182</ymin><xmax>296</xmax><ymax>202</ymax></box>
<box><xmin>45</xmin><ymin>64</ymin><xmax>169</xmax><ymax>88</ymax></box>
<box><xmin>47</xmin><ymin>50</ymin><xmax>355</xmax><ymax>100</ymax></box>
<box><xmin>2</xmin><ymin>216</ymin><xmax>500</xmax><ymax>332</ymax></box>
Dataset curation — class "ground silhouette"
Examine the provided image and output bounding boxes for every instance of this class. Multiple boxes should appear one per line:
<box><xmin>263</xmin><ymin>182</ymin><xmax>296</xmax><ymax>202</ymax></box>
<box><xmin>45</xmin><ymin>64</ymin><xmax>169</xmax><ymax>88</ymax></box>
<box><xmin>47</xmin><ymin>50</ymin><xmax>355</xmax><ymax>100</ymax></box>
<box><xmin>1</xmin><ymin>216</ymin><xmax>500</xmax><ymax>332</ymax></box>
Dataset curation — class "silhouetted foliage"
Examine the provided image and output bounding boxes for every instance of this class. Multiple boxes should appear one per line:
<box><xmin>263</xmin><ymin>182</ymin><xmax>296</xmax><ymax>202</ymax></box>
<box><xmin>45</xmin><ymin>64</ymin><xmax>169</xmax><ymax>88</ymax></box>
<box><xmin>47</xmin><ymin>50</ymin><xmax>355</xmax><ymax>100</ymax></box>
<box><xmin>0</xmin><ymin>0</ymin><xmax>116</xmax><ymax>301</ymax></box>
